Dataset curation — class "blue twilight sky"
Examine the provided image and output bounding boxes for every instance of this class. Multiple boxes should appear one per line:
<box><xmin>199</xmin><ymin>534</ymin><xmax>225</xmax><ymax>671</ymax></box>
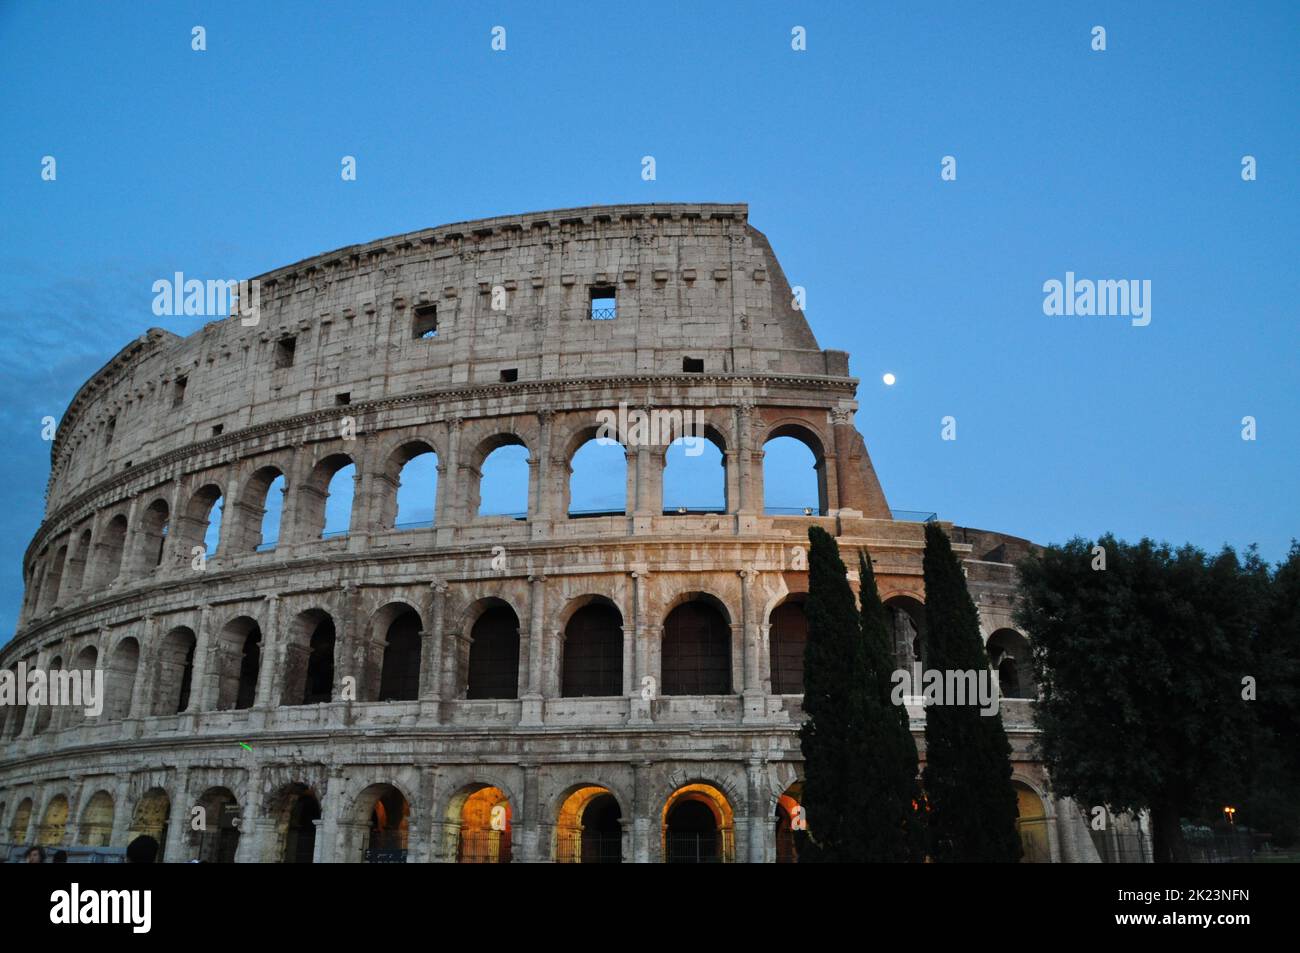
<box><xmin>1</xmin><ymin>1</ymin><xmax>1297</xmax><ymax>641</ymax></box>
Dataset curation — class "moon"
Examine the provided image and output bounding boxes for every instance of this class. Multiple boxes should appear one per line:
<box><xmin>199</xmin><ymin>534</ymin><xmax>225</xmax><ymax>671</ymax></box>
<box><xmin>882</xmin><ymin>373</ymin><xmax>896</xmax><ymax>386</ymax></box>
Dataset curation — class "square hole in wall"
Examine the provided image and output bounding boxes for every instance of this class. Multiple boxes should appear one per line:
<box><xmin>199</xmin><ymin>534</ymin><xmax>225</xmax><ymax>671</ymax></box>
<box><xmin>212</xmin><ymin>424</ymin><xmax>224</xmax><ymax>437</ymax></box>
<box><xmin>412</xmin><ymin>304</ymin><xmax>438</xmax><ymax>338</ymax></box>
<box><xmin>500</xmin><ymin>368</ymin><xmax>518</xmax><ymax>383</ymax></box>
<box><xmin>589</xmin><ymin>285</ymin><xmax>616</xmax><ymax>320</ymax></box>
<box><xmin>682</xmin><ymin>357</ymin><xmax>704</xmax><ymax>373</ymax></box>
<box><xmin>274</xmin><ymin>336</ymin><xmax>296</xmax><ymax>368</ymax></box>
<box><xmin>335</xmin><ymin>392</ymin><xmax>351</xmax><ymax>405</ymax></box>
<box><xmin>173</xmin><ymin>375</ymin><xmax>188</xmax><ymax>407</ymax></box>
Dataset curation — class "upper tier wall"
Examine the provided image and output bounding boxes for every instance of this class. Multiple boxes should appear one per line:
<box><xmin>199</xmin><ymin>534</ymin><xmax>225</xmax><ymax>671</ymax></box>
<box><xmin>46</xmin><ymin>203</ymin><xmax>850</xmax><ymax>511</ymax></box>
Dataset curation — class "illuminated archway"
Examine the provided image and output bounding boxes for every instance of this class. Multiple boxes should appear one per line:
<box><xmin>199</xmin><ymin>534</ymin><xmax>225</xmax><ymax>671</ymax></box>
<box><xmin>661</xmin><ymin>783</ymin><xmax>735</xmax><ymax>863</ymax></box>
<box><xmin>555</xmin><ymin>785</ymin><xmax>623</xmax><ymax>863</ymax></box>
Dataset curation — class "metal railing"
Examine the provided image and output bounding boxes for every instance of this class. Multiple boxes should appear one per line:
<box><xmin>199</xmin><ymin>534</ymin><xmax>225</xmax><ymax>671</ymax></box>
<box><xmin>891</xmin><ymin>509</ymin><xmax>939</xmax><ymax>523</ymax></box>
<box><xmin>590</xmin><ymin>307</ymin><xmax>616</xmax><ymax>319</ymax></box>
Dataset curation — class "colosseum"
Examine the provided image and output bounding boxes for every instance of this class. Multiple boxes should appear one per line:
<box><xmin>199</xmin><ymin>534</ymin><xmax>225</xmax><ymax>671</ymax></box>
<box><xmin>0</xmin><ymin>202</ymin><xmax>1116</xmax><ymax>863</ymax></box>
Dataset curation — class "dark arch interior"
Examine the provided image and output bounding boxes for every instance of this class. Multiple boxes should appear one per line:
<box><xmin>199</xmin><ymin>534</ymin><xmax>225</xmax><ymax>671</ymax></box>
<box><xmin>665</xmin><ymin>798</ymin><xmax>720</xmax><ymax>863</ymax></box>
<box><xmin>304</xmin><ymin>617</ymin><xmax>335</xmax><ymax>704</ymax></box>
<box><xmin>662</xmin><ymin>601</ymin><xmax>731</xmax><ymax>695</ymax></box>
<box><xmin>562</xmin><ymin>603</ymin><xmax>623</xmax><ymax>697</ymax></box>
<box><xmin>467</xmin><ymin>606</ymin><xmax>520</xmax><ymax>699</ymax></box>
<box><xmin>581</xmin><ymin>793</ymin><xmax>622</xmax><ymax>864</ymax></box>
<box><xmin>283</xmin><ymin>793</ymin><xmax>321</xmax><ymax>864</ymax></box>
<box><xmin>769</xmin><ymin>600</ymin><xmax>808</xmax><ymax>694</ymax></box>
<box><xmin>378</xmin><ymin>610</ymin><xmax>421</xmax><ymax>701</ymax></box>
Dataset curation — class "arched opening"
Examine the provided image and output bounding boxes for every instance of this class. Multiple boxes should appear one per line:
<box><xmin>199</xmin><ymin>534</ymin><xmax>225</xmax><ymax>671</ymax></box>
<box><xmin>78</xmin><ymin>791</ymin><xmax>115</xmax><ymax>847</ymax></box>
<box><xmin>662</xmin><ymin>433</ymin><xmax>726</xmax><ymax>514</ymax></box>
<box><xmin>135</xmin><ymin>498</ymin><xmax>170</xmax><ymax>573</ymax></box>
<box><xmin>33</xmin><ymin>656</ymin><xmax>62</xmax><ymax>734</ymax></box>
<box><xmin>154</xmin><ymin>628</ymin><xmax>195</xmax><ymax>715</ymax></box>
<box><xmin>64</xmin><ymin>647</ymin><xmax>97</xmax><ymax>728</ymax></box>
<box><xmin>567</xmin><ymin>437</ymin><xmax>627</xmax><ymax>517</ymax></box>
<box><xmin>774</xmin><ymin>781</ymin><xmax>805</xmax><ymax>863</ymax></box>
<box><xmin>662</xmin><ymin>783</ymin><xmax>735</xmax><ymax>863</ymax></box>
<box><xmin>1014</xmin><ymin>782</ymin><xmax>1050</xmax><ymax>863</ymax></box>
<box><xmin>377</xmin><ymin>608</ymin><xmax>421</xmax><ymax>702</ymax></box>
<box><xmin>301</xmin><ymin>454</ymin><xmax>357</xmax><ymax>540</ymax></box>
<box><xmin>234</xmin><ymin>466</ymin><xmax>286</xmax><ymax>552</ymax></box>
<box><xmin>6</xmin><ymin>661</ymin><xmax>31</xmax><ymax>738</ymax></box>
<box><xmin>214</xmin><ymin>617</ymin><xmax>262</xmax><ymax>711</ymax></box>
<box><xmin>885</xmin><ymin>595</ymin><xmax>927</xmax><ymax>673</ymax></box>
<box><xmin>662</xmin><ymin>598</ymin><xmax>732</xmax><ymax>695</ymax></box>
<box><xmin>181</xmin><ymin>484</ymin><xmax>225</xmax><ymax>558</ymax></box>
<box><xmin>281</xmin><ymin>610</ymin><xmax>336</xmax><ymax>706</ymax></box>
<box><xmin>450</xmin><ymin>785</ymin><xmax>513</xmax><ymax>863</ymax></box>
<box><xmin>556</xmin><ymin>786</ymin><xmax>623</xmax><ymax>863</ymax></box>
<box><xmin>269</xmin><ymin>782</ymin><xmax>321</xmax><ymax>864</ymax></box>
<box><xmin>389</xmin><ymin>443</ymin><xmax>439</xmax><ymax>530</ymax></box>
<box><xmin>129</xmin><ymin>789</ymin><xmax>170</xmax><ymax>859</ymax></box>
<box><xmin>98</xmin><ymin>514</ymin><xmax>129</xmax><ymax>587</ymax></box>
<box><xmin>987</xmin><ymin>629</ymin><xmax>1034</xmax><ymax>699</ymax></box>
<box><xmin>190</xmin><ymin>787</ymin><xmax>240</xmax><ymax>863</ymax></box>
<box><xmin>38</xmin><ymin>795</ymin><xmax>69</xmax><ymax>847</ymax></box>
<box><xmin>769</xmin><ymin>597</ymin><xmax>808</xmax><ymax>695</ymax></box>
<box><xmin>763</xmin><ymin>426</ymin><xmax>827</xmax><ymax>515</ymax></box>
<box><xmin>467</xmin><ymin>604</ymin><xmax>520</xmax><ymax>699</ymax></box>
<box><xmin>104</xmin><ymin>637</ymin><xmax>139</xmax><ymax>720</ymax></box>
<box><xmin>9</xmin><ymin>798</ymin><xmax>34</xmax><ymax>844</ymax></box>
<box><xmin>42</xmin><ymin>545</ymin><xmax>68</xmax><ymax>609</ymax></box>
<box><xmin>357</xmin><ymin>784</ymin><xmax>409</xmax><ymax>863</ymax></box>
<box><xmin>476</xmin><ymin>439</ymin><xmax>530</xmax><ymax>518</ymax></box>
<box><xmin>69</xmin><ymin>527</ymin><xmax>93</xmax><ymax>594</ymax></box>
<box><xmin>322</xmin><ymin>462</ymin><xmax>356</xmax><ymax>537</ymax></box>
<box><xmin>562</xmin><ymin>601</ymin><xmax>624</xmax><ymax>697</ymax></box>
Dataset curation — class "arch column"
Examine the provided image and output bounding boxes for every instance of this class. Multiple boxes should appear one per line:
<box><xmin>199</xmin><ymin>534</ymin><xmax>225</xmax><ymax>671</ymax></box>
<box><xmin>316</xmin><ymin>768</ymin><xmax>345</xmax><ymax>863</ymax></box>
<box><xmin>109</xmin><ymin>777</ymin><xmax>131</xmax><ymax>846</ymax></box>
<box><xmin>419</xmin><ymin>581</ymin><xmax>448</xmax><ymax>710</ymax></box>
<box><xmin>253</xmin><ymin>595</ymin><xmax>281</xmax><ymax>712</ymax></box>
<box><xmin>632</xmin><ymin>761</ymin><xmax>654</xmax><ymax>863</ymax></box>
<box><xmin>629</xmin><ymin>568</ymin><xmax>652</xmax><ymax>724</ymax></box>
<box><xmin>435</xmin><ymin>417</ymin><xmax>462</xmax><ymax>545</ymax></box>
<box><xmin>530</xmin><ymin>408</ymin><xmax>555</xmax><ymax>539</ymax></box>
<box><xmin>521</xmin><ymin>574</ymin><xmax>546</xmax><ymax>726</ymax></box>
<box><xmin>164</xmin><ymin>770</ymin><xmax>190</xmax><ymax>861</ymax></box>
<box><xmin>740</xmin><ymin>567</ymin><xmax>764</xmax><ymax>722</ymax></box>
<box><xmin>746</xmin><ymin>759</ymin><xmax>772</xmax><ymax>863</ymax></box>
<box><xmin>191</xmin><ymin>604</ymin><xmax>220</xmax><ymax>713</ymax></box>
<box><xmin>127</xmin><ymin>615</ymin><xmax>159</xmax><ymax>720</ymax></box>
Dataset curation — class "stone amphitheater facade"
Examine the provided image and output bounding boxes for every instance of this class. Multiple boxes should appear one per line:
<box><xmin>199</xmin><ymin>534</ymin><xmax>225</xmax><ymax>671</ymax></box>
<box><xmin>0</xmin><ymin>202</ymin><xmax>1110</xmax><ymax>863</ymax></box>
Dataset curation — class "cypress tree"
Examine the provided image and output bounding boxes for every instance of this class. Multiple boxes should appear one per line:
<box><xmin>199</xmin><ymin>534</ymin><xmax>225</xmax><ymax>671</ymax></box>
<box><xmin>921</xmin><ymin>521</ymin><xmax>1022</xmax><ymax>862</ymax></box>
<box><xmin>857</xmin><ymin>549</ymin><xmax>927</xmax><ymax>861</ymax></box>
<box><xmin>799</xmin><ymin>525</ymin><xmax>872</xmax><ymax>861</ymax></box>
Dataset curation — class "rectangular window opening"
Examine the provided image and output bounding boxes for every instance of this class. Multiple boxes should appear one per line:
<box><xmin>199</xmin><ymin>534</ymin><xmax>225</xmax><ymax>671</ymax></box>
<box><xmin>683</xmin><ymin>357</ymin><xmax>704</xmax><ymax>373</ymax></box>
<box><xmin>104</xmin><ymin>416</ymin><xmax>117</xmax><ymax>447</ymax></box>
<box><xmin>500</xmin><ymin>368</ymin><xmax>518</xmax><ymax>383</ymax></box>
<box><xmin>589</xmin><ymin>285</ymin><xmax>617</xmax><ymax>320</ymax></box>
<box><xmin>412</xmin><ymin>304</ymin><xmax>438</xmax><ymax>339</ymax></box>
<box><xmin>274</xmin><ymin>336</ymin><xmax>297</xmax><ymax>368</ymax></box>
<box><xmin>335</xmin><ymin>392</ymin><xmax>351</xmax><ymax>406</ymax></box>
<box><xmin>211</xmin><ymin>424</ymin><xmax>224</xmax><ymax>437</ymax></box>
<box><xmin>173</xmin><ymin>376</ymin><xmax>188</xmax><ymax>407</ymax></box>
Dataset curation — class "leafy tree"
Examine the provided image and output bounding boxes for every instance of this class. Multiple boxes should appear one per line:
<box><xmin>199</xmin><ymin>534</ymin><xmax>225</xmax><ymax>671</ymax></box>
<box><xmin>921</xmin><ymin>522</ymin><xmax>1022</xmax><ymax>862</ymax></box>
<box><xmin>1014</xmin><ymin>535</ymin><xmax>1266</xmax><ymax>861</ymax></box>
<box><xmin>1242</xmin><ymin>542</ymin><xmax>1300</xmax><ymax>845</ymax></box>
